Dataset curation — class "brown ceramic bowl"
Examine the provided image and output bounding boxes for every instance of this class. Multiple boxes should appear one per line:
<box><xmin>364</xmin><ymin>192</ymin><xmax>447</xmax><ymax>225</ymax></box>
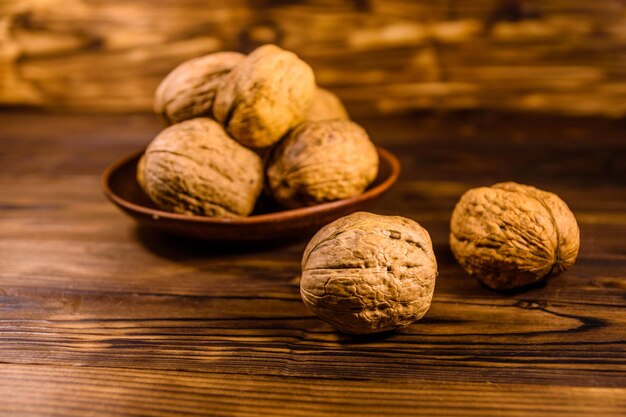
<box><xmin>102</xmin><ymin>147</ymin><xmax>399</xmax><ymax>241</ymax></box>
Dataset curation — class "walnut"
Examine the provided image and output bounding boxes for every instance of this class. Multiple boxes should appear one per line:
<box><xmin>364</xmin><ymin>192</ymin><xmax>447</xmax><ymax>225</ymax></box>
<box><xmin>300</xmin><ymin>212</ymin><xmax>438</xmax><ymax>334</ymax></box>
<box><xmin>266</xmin><ymin>120</ymin><xmax>379</xmax><ymax>208</ymax></box>
<box><xmin>306</xmin><ymin>88</ymin><xmax>349</xmax><ymax>122</ymax></box>
<box><xmin>154</xmin><ymin>52</ymin><xmax>244</xmax><ymax>125</ymax></box>
<box><xmin>139</xmin><ymin>118</ymin><xmax>263</xmax><ymax>217</ymax></box>
<box><xmin>213</xmin><ymin>44</ymin><xmax>316</xmax><ymax>148</ymax></box>
<box><xmin>136</xmin><ymin>153</ymin><xmax>148</xmax><ymax>193</ymax></box>
<box><xmin>450</xmin><ymin>182</ymin><xmax>580</xmax><ymax>290</ymax></box>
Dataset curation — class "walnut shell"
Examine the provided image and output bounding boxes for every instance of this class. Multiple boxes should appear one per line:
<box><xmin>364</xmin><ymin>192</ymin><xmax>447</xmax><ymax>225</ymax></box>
<box><xmin>306</xmin><ymin>88</ymin><xmax>349</xmax><ymax>122</ymax></box>
<box><xmin>136</xmin><ymin>153</ymin><xmax>148</xmax><ymax>194</ymax></box>
<box><xmin>153</xmin><ymin>52</ymin><xmax>244</xmax><ymax>125</ymax></box>
<box><xmin>450</xmin><ymin>182</ymin><xmax>580</xmax><ymax>290</ymax></box>
<box><xmin>266</xmin><ymin>120</ymin><xmax>379</xmax><ymax>208</ymax></box>
<box><xmin>214</xmin><ymin>44</ymin><xmax>316</xmax><ymax>148</ymax></box>
<box><xmin>140</xmin><ymin>118</ymin><xmax>263</xmax><ymax>217</ymax></box>
<box><xmin>300</xmin><ymin>212</ymin><xmax>438</xmax><ymax>335</ymax></box>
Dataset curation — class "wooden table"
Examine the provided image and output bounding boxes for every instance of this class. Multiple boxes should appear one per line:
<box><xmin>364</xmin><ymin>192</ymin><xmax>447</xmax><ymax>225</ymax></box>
<box><xmin>1</xmin><ymin>111</ymin><xmax>624</xmax><ymax>416</ymax></box>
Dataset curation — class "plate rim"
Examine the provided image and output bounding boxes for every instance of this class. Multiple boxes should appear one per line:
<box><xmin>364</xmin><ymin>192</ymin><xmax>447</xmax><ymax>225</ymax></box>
<box><xmin>101</xmin><ymin>146</ymin><xmax>400</xmax><ymax>225</ymax></box>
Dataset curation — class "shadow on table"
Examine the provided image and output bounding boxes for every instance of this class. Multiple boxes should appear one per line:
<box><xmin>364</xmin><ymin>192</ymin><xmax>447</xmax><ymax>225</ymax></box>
<box><xmin>134</xmin><ymin>225</ymin><xmax>307</xmax><ymax>261</ymax></box>
<box><xmin>335</xmin><ymin>330</ymin><xmax>398</xmax><ymax>345</ymax></box>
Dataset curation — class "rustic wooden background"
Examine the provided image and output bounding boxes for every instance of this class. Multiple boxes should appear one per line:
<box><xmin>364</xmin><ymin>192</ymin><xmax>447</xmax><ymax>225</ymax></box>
<box><xmin>1</xmin><ymin>0</ymin><xmax>625</xmax><ymax>117</ymax></box>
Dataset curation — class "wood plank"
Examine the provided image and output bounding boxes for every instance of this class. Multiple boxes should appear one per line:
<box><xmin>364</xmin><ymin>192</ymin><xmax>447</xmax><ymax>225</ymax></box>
<box><xmin>0</xmin><ymin>364</ymin><xmax>625</xmax><ymax>417</ymax></box>
<box><xmin>0</xmin><ymin>287</ymin><xmax>624</xmax><ymax>386</ymax></box>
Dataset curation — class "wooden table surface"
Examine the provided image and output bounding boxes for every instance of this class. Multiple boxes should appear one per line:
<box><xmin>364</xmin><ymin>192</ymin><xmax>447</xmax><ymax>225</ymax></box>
<box><xmin>1</xmin><ymin>111</ymin><xmax>625</xmax><ymax>416</ymax></box>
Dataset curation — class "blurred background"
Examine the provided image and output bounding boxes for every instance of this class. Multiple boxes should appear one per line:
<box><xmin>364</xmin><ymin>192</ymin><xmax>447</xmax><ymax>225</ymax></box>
<box><xmin>1</xmin><ymin>0</ymin><xmax>625</xmax><ymax>118</ymax></box>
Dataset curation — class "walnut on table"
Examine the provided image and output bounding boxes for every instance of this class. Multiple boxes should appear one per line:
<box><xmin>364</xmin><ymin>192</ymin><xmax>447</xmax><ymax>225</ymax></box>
<box><xmin>266</xmin><ymin>120</ymin><xmax>379</xmax><ymax>208</ymax></box>
<box><xmin>138</xmin><ymin>118</ymin><xmax>263</xmax><ymax>217</ymax></box>
<box><xmin>450</xmin><ymin>182</ymin><xmax>580</xmax><ymax>290</ymax></box>
<box><xmin>300</xmin><ymin>212</ymin><xmax>438</xmax><ymax>335</ymax></box>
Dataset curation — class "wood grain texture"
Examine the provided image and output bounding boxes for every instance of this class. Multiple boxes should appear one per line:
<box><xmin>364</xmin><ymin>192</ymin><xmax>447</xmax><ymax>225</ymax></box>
<box><xmin>0</xmin><ymin>111</ymin><xmax>625</xmax><ymax>415</ymax></box>
<box><xmin>1</xmin><ymin>365</ymin><xmax>625</xmax><ymax>417</ymax></box>
<box><xmin>0</xmin><ymin>0</ymin><xmax>625</xmax><ymax>117</ymax></box>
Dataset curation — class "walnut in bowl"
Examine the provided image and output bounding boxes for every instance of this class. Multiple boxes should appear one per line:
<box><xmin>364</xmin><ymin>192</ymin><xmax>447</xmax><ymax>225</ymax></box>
<box><xmin>266</xmin><ymin>120</ymin><xmax>379</xmax><ymax>208</ymax></box>
<box><xmin>139</xmin><ymin>118</ymin><xmax>263</xmax><ymax>217</ymax></box>
<box><xmin>154</xmin><ymin>52</ymin><xmax>244</xmax><ymax>125</ymax></box>
<box><xmin>214</xmin><ymin>44</ymin><xmax>316</xmax><ymax>148</ymax></box>
<box><xmin>306</xmin><ymin>88</ymin><xmax>349</xmax><ymax>122</ymax></box>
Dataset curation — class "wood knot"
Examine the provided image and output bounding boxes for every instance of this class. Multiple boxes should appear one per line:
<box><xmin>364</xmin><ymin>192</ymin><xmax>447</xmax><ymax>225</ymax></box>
<box><xmin>515</xmin><ymin>299</ymin><xmax>547</xmax><ymax>310</ymax></box>
<box><xmin>485</xmin><ymin>0</ymin><xmax>542</xmax><ymax>32</ymax></box>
